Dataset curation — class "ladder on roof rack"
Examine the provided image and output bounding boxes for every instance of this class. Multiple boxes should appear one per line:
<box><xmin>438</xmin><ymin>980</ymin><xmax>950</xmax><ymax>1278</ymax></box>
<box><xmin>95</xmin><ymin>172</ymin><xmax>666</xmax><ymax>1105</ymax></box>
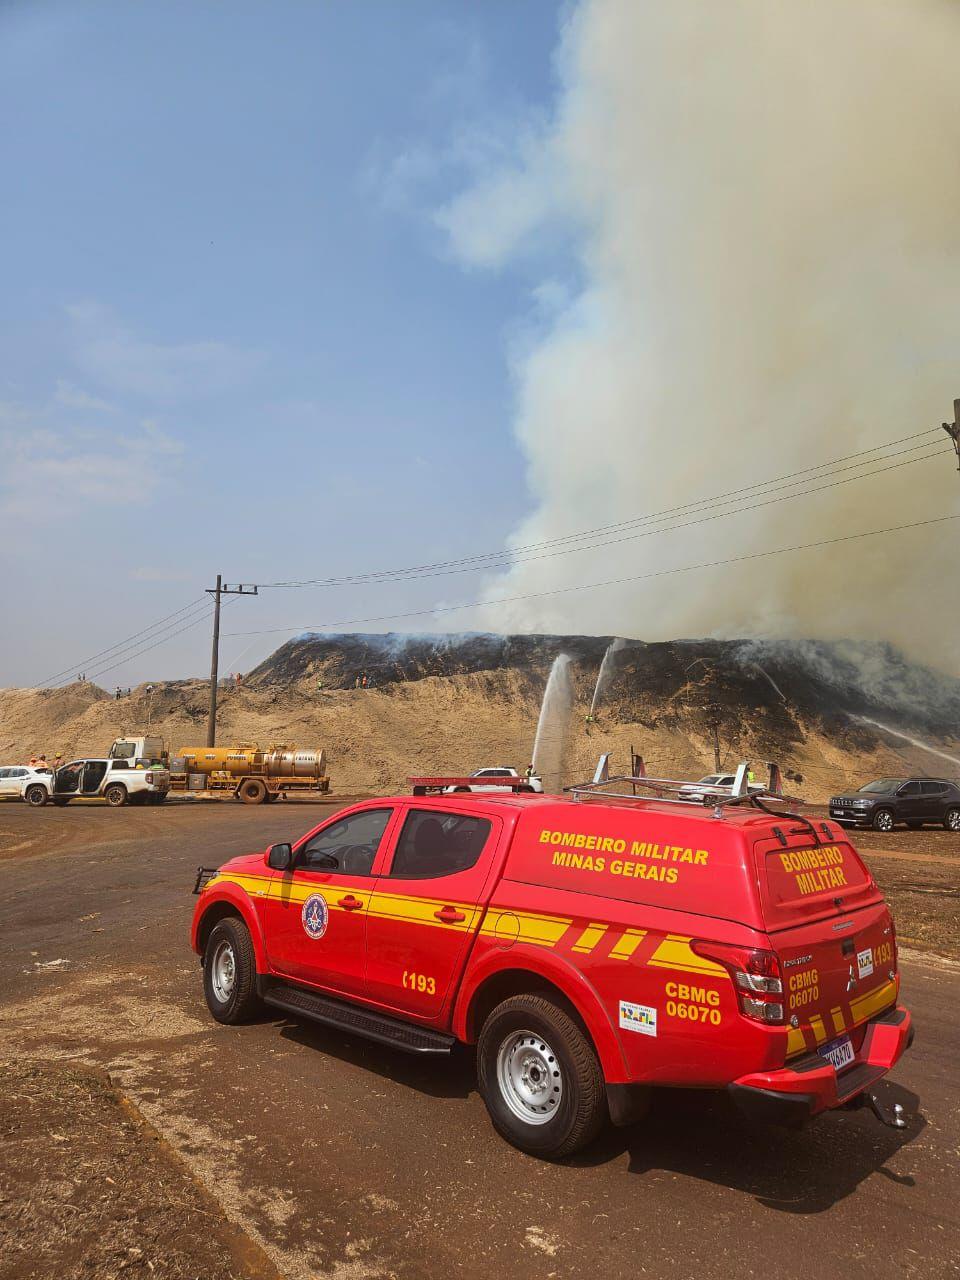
<box><xmin>565</xmin><ymin>756</ymin><xmax>805</xmax><ymax>818</ymax></box>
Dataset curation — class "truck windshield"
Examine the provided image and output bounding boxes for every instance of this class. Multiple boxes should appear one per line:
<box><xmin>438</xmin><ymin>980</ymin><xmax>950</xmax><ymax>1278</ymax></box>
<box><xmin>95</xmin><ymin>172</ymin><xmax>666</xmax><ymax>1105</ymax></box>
<box><xmin>110</xmin><ymin>742</ymin><xmax>136</xmax><ymax>759</ymax></box>
<box><xmin>858</xmin><ymin>779</ymin><xmax>904</xmax><ymax>793</ymax></box>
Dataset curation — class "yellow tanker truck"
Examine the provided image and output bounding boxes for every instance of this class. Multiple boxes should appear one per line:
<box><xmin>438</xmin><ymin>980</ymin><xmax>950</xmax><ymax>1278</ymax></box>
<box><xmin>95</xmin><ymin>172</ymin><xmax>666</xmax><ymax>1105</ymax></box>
<box><xmin>171</xmin><ymin>744</ymin><xmax>330</xmax><ymax>804</ymax></box>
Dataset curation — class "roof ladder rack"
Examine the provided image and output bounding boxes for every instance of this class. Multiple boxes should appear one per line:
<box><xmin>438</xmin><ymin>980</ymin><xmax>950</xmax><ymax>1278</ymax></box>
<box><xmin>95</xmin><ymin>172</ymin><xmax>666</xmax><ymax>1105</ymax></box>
<box><xmin>565</xmin><ymin>757</ymin><xmax>804</xmax><ymax>817</ymax></box>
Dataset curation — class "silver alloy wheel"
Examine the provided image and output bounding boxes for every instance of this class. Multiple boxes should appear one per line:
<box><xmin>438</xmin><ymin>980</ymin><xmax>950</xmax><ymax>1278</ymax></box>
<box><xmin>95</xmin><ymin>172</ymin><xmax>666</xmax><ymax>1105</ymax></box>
<box><xmin>211</xmin><ymin>939</ymin><xmax>237</xmax><ymax>1003</ymax></box>
<box><xmin>876</xmin><ymin>810</ymin><xmax>894</xmax><ymax>832</ymax></box>
<box><xmin>947</xmin><ymin>808</ymin><xmax>960</xmax><ymax>831</ymax></box>
<box><xmin>496</xmin><ymin>1030</ymin><xmax>563</xmax><ymax>1125</ymax></box>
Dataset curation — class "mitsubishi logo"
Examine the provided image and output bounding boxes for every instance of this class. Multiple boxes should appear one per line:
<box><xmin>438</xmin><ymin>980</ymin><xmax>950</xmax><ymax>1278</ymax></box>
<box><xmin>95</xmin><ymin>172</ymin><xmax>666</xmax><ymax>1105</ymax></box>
<box><xmin>846</xmin><ymin>965</ymin><xmax>858</xmax><ymax>992</ymax></box>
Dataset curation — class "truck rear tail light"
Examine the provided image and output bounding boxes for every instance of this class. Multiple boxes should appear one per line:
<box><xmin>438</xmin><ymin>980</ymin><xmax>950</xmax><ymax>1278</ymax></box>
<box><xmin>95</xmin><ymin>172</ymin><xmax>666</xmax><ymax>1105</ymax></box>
<box><xmin>691</xmin><ymin>940</ymin><xmax>785</xmax><ymax>1026</ymax></box>
<box><xmin>740</xmin><ymin>996</ymin><xmax>785</xmax><ymax>1023</ymax></box>
<box><xmin>145</xmin><ymin>772</ymin><xmax>154</xmax><ymax>784</ymax></box>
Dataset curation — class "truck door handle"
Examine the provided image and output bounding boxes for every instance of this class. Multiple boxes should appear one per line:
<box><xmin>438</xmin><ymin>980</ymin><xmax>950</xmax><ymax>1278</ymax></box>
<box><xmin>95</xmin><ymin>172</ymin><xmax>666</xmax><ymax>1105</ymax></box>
<box><xmin>338</xmin><ymin>895</ymin><xmax>364</xmax><ymax>911</ymax></box>
<box><xmin>435</xmin><ymin>906</ymin><xmax>466</xmax><ymax>923</ymax></box>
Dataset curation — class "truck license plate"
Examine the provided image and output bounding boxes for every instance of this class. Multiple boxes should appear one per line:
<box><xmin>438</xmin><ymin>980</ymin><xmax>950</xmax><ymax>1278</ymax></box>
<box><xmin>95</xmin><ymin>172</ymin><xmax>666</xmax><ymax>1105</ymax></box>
<box><xmin>820</xmin><ymin>1035</ymin><xmax>855</xmax><ymax>1071</ymax></box>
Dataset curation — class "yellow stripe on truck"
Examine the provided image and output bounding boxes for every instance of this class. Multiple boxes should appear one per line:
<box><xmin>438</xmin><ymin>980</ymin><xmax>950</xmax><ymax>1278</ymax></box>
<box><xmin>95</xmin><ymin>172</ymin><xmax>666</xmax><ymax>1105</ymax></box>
<box><xmin>608</xmin><ymin>928</ymin><xmax>647</xmax><ymax>961</ymax></box>
<box><xmin>809</xmin><ymin>1014</ymin><xmax>828</xmax><ymax>1045</ymax></box>
<box><xmin>477</xmin><ymin>909</ymin><xmax>573</xmax><ymax>948</ymax></box>
<box><xmin>786</xmin><ymin>1027</ymin><xmax>807</xmax><ymax>1057</ymax></box>
<box><xmin>571</xmin><ymin>923</ymin><xmax>608</xmax><ymax>954</ymax></box>
<box><xmin>849</xmin><ymin>979</ymin><xmax>898</xmax><ymax>1026</ymax></box>
<box><xmin>648</xmin><ymin>935</ymin><xmax>725</xmax><ymax>976</ymax></box>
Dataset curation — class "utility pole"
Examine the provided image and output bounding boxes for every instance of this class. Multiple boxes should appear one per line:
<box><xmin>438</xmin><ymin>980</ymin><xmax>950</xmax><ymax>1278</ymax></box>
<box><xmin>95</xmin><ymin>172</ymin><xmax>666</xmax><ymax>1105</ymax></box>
<box><xmin>942</xmin><ymin>398</ymin><xmax>960</xmax><ymax>471</ymax></box>
<box><xmin>206</xmin><ymin>576</ymin><xmax>258</xmax><ymax>747</ymax></box>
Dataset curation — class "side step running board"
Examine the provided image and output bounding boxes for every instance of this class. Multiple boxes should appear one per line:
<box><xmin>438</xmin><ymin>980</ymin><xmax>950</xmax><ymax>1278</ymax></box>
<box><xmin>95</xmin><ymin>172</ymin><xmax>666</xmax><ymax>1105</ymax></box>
<box><xmin>261</xmin><ymin>981</ymin><xmax>455</xmax><ymax>1055</ymax></box>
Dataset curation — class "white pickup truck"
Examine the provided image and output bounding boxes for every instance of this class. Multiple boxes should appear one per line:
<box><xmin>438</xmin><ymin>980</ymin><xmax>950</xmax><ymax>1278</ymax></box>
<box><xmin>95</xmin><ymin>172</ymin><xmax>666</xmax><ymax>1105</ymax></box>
<box><xmin>23</xmin><ymin>758</ymin><xmax>171</xmax><ymax>808</ymax></box>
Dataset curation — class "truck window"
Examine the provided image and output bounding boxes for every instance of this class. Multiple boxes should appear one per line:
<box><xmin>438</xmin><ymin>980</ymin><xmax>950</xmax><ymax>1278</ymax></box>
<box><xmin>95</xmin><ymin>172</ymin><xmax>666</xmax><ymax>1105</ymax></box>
<box><xmin>300</xmin><ymin>808</ymin><xmax>392</xmax><ymax>875</ymax></box>
<box><xmin>110</xmin><ymin>741</ymin><xmax>136</xmax><ymax>759</ymax></box>
<box><xmin>387</xmin><ymin>810</ymin><xmax>491</xmax><ymax>879</ymax></box>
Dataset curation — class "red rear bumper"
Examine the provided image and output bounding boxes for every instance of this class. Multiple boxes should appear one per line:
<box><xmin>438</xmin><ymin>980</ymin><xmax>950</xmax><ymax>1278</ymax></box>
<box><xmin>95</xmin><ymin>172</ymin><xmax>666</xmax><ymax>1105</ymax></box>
<box><xmin>728</xmin><ymin>1005</ymin><xmax>913</xmax><ymax>1126</ymax></box>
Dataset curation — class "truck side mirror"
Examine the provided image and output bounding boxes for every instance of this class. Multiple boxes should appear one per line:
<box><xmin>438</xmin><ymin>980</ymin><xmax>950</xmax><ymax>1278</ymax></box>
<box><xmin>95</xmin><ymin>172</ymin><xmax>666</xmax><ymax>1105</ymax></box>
<box><xmin>266</xmin><ymin>842</ymin><xmax>293</xmax><ymax>871</ymax></box>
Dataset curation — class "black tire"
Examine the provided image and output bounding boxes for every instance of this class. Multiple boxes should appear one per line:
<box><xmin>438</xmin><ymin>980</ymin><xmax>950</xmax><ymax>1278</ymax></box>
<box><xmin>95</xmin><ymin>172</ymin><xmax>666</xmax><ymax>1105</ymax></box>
<box><xmin>872</xmin><ymin>808</ymin><xmax>895</xmax><ymax>833</ymax></box>
<box><xmin>944</xmin><ymin>806</ymin><xmax>960</xmax><ymax>833</ymax></box>
<box><xmin>202</xmin><ymin>917</ymin><xmax>261</xmax><ymax>1024</ymax></box>
<box><xmin>238</xmin><ymin>778</ymin><xmax>267</xmax><ymax>805</ymax></box>
<box><xmin>24</xmin><ymin>786</ymin><xmax>48</xmax><ymax>807</ymax></box>
<box><xmin>477</xmin><ymin>994</ymin><xmax>607</xmax><ymax>1160</ymax></box>
<box><xmin>104</xmin><ymin>783</ymin><xmax>127</xmax><ymax>807</ymax></box>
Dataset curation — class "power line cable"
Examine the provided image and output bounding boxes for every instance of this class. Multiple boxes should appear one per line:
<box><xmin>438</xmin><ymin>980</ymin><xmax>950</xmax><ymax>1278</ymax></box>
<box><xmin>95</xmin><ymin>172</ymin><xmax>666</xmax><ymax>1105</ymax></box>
<box><xmin>30</xmin><ymin>428</ymin><xmax>949</xmax><ymax>685</ymax></box>
<box><xmin>36</xmin><ymin>597</ymin><xmax>209</xmax><ymax>688</ymax></box>
<box><xmin>49</xmin><ymin>600</ymin><xmax>234</xmax><ymax>687</ymax></box>
<box><xmin>326</xmin><ymin>445</ymin><xmax>948</xmax><ymax>585</ymax></box>
<box><xmin>223</xmin><ymin>510</ymin><xmax>960</xmax><ymax>640</ymax></box>
<box><xmin>257</xmin><ymin>428</ymin><xmax>942</xmax><ymax>589</ymax></box>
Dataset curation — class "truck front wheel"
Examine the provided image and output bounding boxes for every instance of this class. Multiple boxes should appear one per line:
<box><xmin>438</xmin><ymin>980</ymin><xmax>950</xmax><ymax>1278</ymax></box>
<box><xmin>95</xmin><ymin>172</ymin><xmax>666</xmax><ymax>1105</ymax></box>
<box><xmin>24</xmin><ymin>786</ymin><xmax>48</xmax><ymax>807</ymax></box>
<box><xmin>202</xmin><ymin>918</ymin><xmax>261</xmax><ymax>1024</ymax></box>
<box><xmin>478</xmin><ymin>994</ymin><xmax>607</xmax><ymax>1159</ymax></box>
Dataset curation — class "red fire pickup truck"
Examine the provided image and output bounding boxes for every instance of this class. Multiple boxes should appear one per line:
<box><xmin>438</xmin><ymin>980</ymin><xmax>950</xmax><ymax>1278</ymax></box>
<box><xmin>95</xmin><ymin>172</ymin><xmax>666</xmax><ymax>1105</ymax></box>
<box><xmin>190</xmin><ymin>768</ymin><xmax>913</xmax><ymax>1158</ymax></box>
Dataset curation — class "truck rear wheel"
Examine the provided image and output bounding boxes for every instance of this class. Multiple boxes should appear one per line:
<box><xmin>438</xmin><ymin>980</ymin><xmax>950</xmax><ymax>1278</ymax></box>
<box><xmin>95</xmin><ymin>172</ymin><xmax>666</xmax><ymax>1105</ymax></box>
<box><xmin>202</xmin><ymin>918</ymin><xmax>261</xmax><ymax>1024</ymax></box>
<box><xmin>24</xmin><ymin>786</ymin><xmax>48</xmax><ymax>807</ymax></box>
<box><xmin>104</xmin><ymin>783</ymin><xmax>127</xmax><ymax>807</ymax></box>
<box><xmin>478</xmin><ymin>994</ymin><xmax>607</xmax><ymax>1160</ymax></box>
<box><xmin>238</xmin><ymin>778</ymin><xmax>268</xmax><ymax>805</ymax></box>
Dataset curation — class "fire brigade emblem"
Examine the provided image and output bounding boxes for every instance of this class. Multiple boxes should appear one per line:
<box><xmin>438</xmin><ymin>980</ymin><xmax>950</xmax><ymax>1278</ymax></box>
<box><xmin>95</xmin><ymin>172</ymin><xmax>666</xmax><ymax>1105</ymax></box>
<box><xmin>301</xmin><ymin>894</ymin><xmax>329</xmax><ymax>940</ymax></box>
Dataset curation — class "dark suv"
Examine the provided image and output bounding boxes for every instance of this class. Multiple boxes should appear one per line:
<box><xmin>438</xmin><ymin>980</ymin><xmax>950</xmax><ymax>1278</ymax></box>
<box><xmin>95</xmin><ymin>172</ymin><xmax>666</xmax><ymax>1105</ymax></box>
<box><xmin>830</xmin><ymin>777</ymin><xmax>960</xmax><ymax>832</ymax></box>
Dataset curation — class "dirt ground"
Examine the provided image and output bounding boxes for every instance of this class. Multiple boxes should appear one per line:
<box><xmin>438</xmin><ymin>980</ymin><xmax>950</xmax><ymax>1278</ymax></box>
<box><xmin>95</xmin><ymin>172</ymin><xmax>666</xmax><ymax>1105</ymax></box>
<box><xmin>0</xmin><ymin>1062</ymin><xmax>281</xmax><ymax>1280</ymax></box>
<box><xmin>0</xmin><ymin>798</ymin><xmax>958</xmax><ymax>1279</ymax></box>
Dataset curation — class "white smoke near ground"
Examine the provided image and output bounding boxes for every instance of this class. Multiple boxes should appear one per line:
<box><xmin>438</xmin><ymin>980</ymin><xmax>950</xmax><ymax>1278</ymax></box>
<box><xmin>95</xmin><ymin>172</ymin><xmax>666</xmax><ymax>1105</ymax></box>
<box><xmin>443</xmin><ymin>0</ymin><xmax>960</xmax><ymax>674</ymax></box>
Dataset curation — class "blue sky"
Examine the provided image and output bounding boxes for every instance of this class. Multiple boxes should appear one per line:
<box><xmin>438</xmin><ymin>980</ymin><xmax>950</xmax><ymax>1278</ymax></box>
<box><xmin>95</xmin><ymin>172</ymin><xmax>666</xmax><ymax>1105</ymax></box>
<box><xmin>0</xmin><ymin>0</ymin><xmax>567</xmax><ymax>685</ymax></box>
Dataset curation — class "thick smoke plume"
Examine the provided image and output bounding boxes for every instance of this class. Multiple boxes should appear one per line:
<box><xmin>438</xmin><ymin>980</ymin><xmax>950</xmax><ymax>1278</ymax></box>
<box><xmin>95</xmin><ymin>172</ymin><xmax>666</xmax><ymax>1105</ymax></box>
<box><xmin>461</xmin><ymin>0</ymin><xmax>960</xmax><ymax>672</ymax></box>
